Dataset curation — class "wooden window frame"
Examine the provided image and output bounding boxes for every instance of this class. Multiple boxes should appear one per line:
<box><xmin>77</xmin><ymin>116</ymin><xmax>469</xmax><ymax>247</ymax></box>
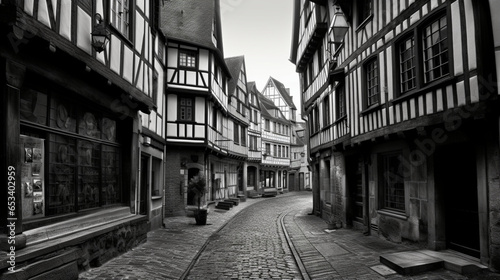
<box><xmin>379</xmin><ymin>152</ymin><xmax>406</xmax><ymax>213</ymax></box>
<box><xmin>233</xmin><ymin>122</ymin><xmax>239</xmax><ymax>145</ymax></box>
<box><xmin>179</xmin><ymin>49</ymin><xmax>198</xmax><ymax>69</ymax></box>
<box><xmin>178</xmin><ymin>97</ymin><xmax>195</xmax><ymax>122</ymax></box>
<box><xmin>394</xmin><ymin>9</ymin><xmax>451</xmax><ymax>98</ymax></box>
<box><xmin>110</xmin><ymin>0</ymin><xmax>132</xmax><ymax>40</ymax></box>
<box><xmin>335</xmin><ymin>83</ymin><xmax>346</xmax><ymax>119</ymax></box>
<box><xmin>364</xmin><ymin>57</ymin><xmax>380</xmax><ymax>108</ymax></box>
<box><xmin>322</xmin><ymin>95</ymin><xmax>330</xmax><ymax>128</ymax></box>
<box><xmin>356</xmin><ymin>0</ymin><xmax>373</xmax><ymax>29</ymax></box>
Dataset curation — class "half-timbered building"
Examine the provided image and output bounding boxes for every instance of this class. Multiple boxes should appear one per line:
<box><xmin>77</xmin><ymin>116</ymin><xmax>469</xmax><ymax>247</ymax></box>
<box><xmin>246</xmin><ymin>81</ymin><xmax>263</xmax><ymax>196</ymax></box>
<box><xmin>160</xmin><ymin>0</ymin><xmax>234</xmax><ymax>216</ymax></box>
<box><xmin>259</xmin><ymin>93</ymin><xmax>291</xmax><ymax>194</ymax></box>
<box><xmin>291</xmin><ymin>0</ymin><xmax>500</xmax><ymax>271</ymax></box>
<box><xmin>225</xmin><ymin>56</ymin><xmax>249</xmax><ymax>198</ymax></box>
<box><xmin>0</xmin><ymin>0</ymin><xmax>164</xmax><ymax>277</ymax></box>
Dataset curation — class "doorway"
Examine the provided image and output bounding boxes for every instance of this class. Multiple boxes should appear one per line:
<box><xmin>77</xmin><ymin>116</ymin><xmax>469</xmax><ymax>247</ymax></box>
<box><xmin>435</xmin><ymin>143</ymin><xmax>480</xmax><ymax>258</ymax></box>
<box><xmin>139</xmin><ymin>155</ymin><xmax>149</xmax><ymax>215</ymax></box>
<box><xmin>187</xmin><ymin>168</ymin><xmax>200</xmax><ymax>205</ymax></box>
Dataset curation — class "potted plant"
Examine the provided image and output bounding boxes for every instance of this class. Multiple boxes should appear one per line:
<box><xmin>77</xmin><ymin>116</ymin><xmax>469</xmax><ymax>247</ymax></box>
<box><xmin>326</xmin><ymin>215</ymin><xmax>342</xmax><ymax>230</ymax></box>
<box><xmin>187</xmin><ymin>173</ymin><xmax>208</xmax><ymax>225</ymax></box>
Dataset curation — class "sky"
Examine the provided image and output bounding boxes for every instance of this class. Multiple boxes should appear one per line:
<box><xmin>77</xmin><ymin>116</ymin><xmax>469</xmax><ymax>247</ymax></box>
<box><xmin>220</xmin><ymin>0</ymin><xmax>302</xmax><ymax>116</ymax></box>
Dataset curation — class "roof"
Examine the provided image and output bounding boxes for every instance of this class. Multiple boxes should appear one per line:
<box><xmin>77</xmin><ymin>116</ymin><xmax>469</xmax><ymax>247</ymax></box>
<box><xmin>160</xmin><ymin>0</ymin><xmax>230</xmax><ymax>75</ymax></box>
<box><xmin>258</xmin><ymin>92</ymin><xmax>288</xmax><ymax>122</ymax></box>
<box><xmin>225</xmin><ymin>56</ymin><xmax>245</xmax><ymax>96</ymax></box>
<box><xmin>266</xmin><ymin>77</ymin><xmax>297</xmax><ymax>110</ymax></box>
<box><xmin>247</xmin><ymin>81</ymin><xmax>262</xmax><ymax>110</ymax></box>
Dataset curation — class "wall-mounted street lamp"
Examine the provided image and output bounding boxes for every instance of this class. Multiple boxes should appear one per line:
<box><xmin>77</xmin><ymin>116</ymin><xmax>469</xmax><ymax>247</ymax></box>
<box><xmin>330</xmin><ymin>5</ymin><xmax>349</xmax><ymax>46</ymax></box>
<box><xmin>91</xmin><ymin>13</ymin><xmax>110</xmax><ymax>53</ymax></box>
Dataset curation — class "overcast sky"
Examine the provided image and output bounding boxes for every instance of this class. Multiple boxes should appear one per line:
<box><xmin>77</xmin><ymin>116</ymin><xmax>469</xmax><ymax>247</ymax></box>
<box><xmin>220</xmin><ymin>0</ymin><xmax>302</xmax><ymax>116</ymax></box>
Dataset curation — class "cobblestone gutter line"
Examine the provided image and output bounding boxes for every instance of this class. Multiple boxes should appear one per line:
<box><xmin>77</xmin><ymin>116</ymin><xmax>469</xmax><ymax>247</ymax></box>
<box><xmin>279</xmin><ymin>211</ymin><xmax>310</xmax><ymax>280</ymax></box>
<box><xmin>282</xmin><ymin>211</ymin><xmax>342</xmax><ymax>280</ymax></box>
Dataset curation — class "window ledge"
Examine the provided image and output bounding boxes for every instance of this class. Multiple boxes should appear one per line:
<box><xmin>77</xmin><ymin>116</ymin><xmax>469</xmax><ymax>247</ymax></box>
<box><xmin>333</xmin><ymin>115</ymin><xmax>347</xmax><ymax>125</ymax></box>
<box><xmin>377</xmin><ymin>209</ymin><xmax>408</xmax><ymax>220</ymax></box>
<box><xmin>360</xmin><ymin>103</ymin><xmax>383</xmax><ymax>115</ymax></box>
<box><xmin>152</xmin><ymin>196</ymin><xmax>163</xmax><ymax>200</ymax></box>
<box><xmin>391</xmin><ymin>76</ymin><xmax>456</xmax><ymax>105</ymax></box>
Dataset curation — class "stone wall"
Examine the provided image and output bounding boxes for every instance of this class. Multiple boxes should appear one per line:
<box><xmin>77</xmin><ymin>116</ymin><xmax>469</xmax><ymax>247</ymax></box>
<box><xmin>1</xmin><ymin>217</ymin><xmax>149</xmax><ymax>280</ymax></box>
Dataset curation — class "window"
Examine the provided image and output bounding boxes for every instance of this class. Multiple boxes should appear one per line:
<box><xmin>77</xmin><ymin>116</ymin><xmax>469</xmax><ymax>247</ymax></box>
<box><xmin>422</xmin><ymin>15</ymin><xmax>449</xmax><ymax>83</ymax></box>
<box><xmin>212</xmin><ymin>108</ymin><xmax>217</xmax><ymax>129</ymax></box>
<box><xmin>381</xmin><ymin>152</ymin><xmax>405</xmax><ymax>212</ymax></box>
<box><xmin>336</xmin><ymin>84</ymin><xmax>346</xmax><ymax>119</ymax></box>
<box><xmin>399</xmin><ymin>36</ymin><xmax>416</xmax><ymax>92</ymax></box>
<box><xmin>111</xmin><ymin>0</ymin><xmax>130</xmax><ymax>38</ymax></box>
<box><xmin>179</xmin><ymin>50</ymin><xmax>197</xmax><ymax>68</ymax></box>
<box><xmin>357</xmin><ymin>0</ymin><xmax>373</xmax><ymax>26</ymax></box>
<box><xmin>265</xmin><ymin>119</ymin><xmax>270</xmax><ymax>131</ymax></box>
<box><xmin>273</xmin><ymin>145</ymin><xmax>277</xmax><ymax>157</ymax></box>
<box><xmin>233</xmin><ymin>122</ymin><xmax>239</xmax><ymax>144</ymax></box>
<box><xmin>179</xmin><ymin>97</ymin><xmax>194</xmax><ymax>121</ymax></box>
<box><xmin>265</xmin><ymin>143</ymin><xmax>271</xmax><ymax>155</ymax></box>
<box><xmin>314</xmin><ymin>107</ymin><xmax>320</xmax><ymax>132</ymax></box>
<box><xmin>241</xmin><ymin>127</ymin><xmax>246</xmax><ymax>146</ymax></box>
<box><xmin>249</xmin><ymin>135</ymin><xmax>258</xmax><ymax>151</ymax></box>
<box><xmin>323</xmin><ymin>95</ymin><xmax>330</xmax><ymax>127</ymax></box>
<box><xmin>396</xmin><ymin>13</ymin><xmax>450</xmax><ymax>96</ymax></box>
<box><xmin>365</xmin><ymin>58</ymin><xmax>379</xmax><ymax>107</ymax></box>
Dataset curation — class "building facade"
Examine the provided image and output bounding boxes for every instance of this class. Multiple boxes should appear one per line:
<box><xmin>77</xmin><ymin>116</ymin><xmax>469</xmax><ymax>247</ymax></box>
<box><xmin>259</xmin><ymin>93</ymin><xmax>292</xmax><ymax>194</ymax></box>
<box><xmin>160</xmin><ymin>0</ymin><xmax>234</xmax><ymax>216</ymax></box>
<box><xmin>246</xmin><ymin>82</ymin><xmax>263</xmax><ymax>196</ymax></box>
<box><xmin>225</xmin><ymin>56</ymin><xmax>250</xmax><ymax>199</ymax></box>
<box><xmin>291</xmin><ymin>0</ymin><xmax>500</xmax><ymax>271</ymax></box>
<box><xmin>0</xmin><ymin>0</ymin><xmax>164</xmax><ymax>277</ymax></box>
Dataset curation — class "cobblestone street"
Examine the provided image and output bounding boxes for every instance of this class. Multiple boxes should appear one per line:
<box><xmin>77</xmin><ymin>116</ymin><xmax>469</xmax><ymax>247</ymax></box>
<box><xmin>79</xmin><ymin>192</ymin><xmax>500</xmax><ymax>280</ymax></box>
<box><xmin>184</xmin><ymin>195</ymin><xmax>305</xmax><ymax>279</ymax></box>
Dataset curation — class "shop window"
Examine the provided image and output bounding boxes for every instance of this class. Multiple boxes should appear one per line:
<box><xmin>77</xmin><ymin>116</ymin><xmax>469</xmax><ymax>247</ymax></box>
<box><xmin>78</xmin><ymin>111</ymin><xmax>101</xmax><ymax>139</ymax></box>
<box><xmin>21</xmin><ymin>87</ymin><xmax>123</xmax><ymax>218</ymax></box>
<box><xmin>20</xmin><ymin>89</ymin><xmax>47</xmax><ymax>125</ymax></box>
<box><xmin>151</xmin><ymin>157</ymin><xmax>162</xmax><ymax>197</ymax></box>
<box><xmin>380</xmin><ymin>152</ymin><xmax>405</xmax><ymax>212</ymax></box>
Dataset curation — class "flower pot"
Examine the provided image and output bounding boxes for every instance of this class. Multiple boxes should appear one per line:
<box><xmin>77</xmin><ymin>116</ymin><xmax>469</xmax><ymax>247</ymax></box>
<box><xmin>194</xmin><ymin>209</ymin><xmax>208</xmax><ymax>225</ymax></box>
<box><xmin>326</xmin><ymin>222</ymin><xmax>335</xmax><ymax>230</ymax></box>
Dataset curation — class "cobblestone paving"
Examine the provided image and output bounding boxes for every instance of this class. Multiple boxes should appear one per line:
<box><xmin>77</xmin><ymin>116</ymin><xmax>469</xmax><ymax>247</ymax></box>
<box><xmin>79</xmin><ymin>192</ymin><xmax>500</xmax><ymax>280</ymax></box>
<box><xmin>185</xmin><ymin>194</ymin><xmax>306</xmax><ymax>279</ymax></box>
<box><xmin>78</xmin><ymin>197</ymin><xmax>264</xmax><ymax>280</ymax></box>
<box><xmin>285</xmin><ymin>204</ymin><xmax>499</xmax><ymax>280</ymax></box>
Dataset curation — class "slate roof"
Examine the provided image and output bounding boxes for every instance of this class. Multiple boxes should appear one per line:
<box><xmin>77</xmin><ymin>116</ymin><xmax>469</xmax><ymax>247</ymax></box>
<box><xmin>247</xmin><ymin>81</ymin><xmax>261</xmax><ymax>110</ymax></box>
<box><xmin>225</xmin><ymin>56</ymin><xmax>245</xmax><ymax>96</ymax></box>
<box><xmin>258</xmin><ymin>92</ymin><xmax>287</xmax><ymax>122</ymax></box>
<box><xmin>160</xmin><ymin>0</ymin><xmax>230</xmax><ymax>75</ymax></box>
